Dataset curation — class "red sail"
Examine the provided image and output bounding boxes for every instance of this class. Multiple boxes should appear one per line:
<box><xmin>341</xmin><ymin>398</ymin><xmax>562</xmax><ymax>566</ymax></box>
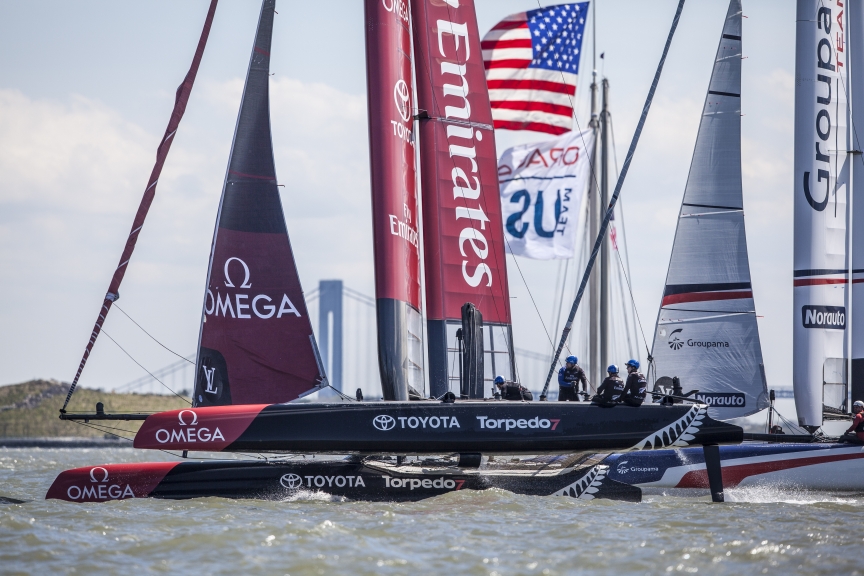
<box><xmin>193</xmin><ymin>0</ymin><xmax>325</xmax><ymax>407</ymax></box>
<box><xmin>364</xmin><ymin>0</ymin><xmax>424</xmax><ymax>400</ymax></box>
<box><xmin>61</xmin><ymin>0</ymin><xmax>218</xmax><ymax>412</ymax></box>
<box><xmin>410</xmin><ymin>0</ymin><xmax>513</xmax><ymax>396</ymax></box>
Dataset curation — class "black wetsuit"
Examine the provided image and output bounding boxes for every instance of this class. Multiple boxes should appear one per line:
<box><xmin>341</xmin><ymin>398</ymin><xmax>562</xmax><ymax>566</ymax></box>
<box><xmin>557</xmin><ymin>365</ymin><xmax>588</xmax><ymax>401</ymax></box>
<box><xmin>621</xmin><ymin>370</ymin><xmax>647</xmax><ymax>407</ymax></box>
<box><xmin>592</xmin><ymin>375</ymin><xmax>625</xmax><ymax>407</ymax></box>
<box><xmin>499</xmin><ymin>383</ymin><xmax>533</xmax><ymax>401</ymax></box>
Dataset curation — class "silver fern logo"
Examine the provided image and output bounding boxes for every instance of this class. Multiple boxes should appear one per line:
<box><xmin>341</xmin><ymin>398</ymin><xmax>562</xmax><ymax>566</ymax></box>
<box><xmin>553</xmin><ymin>465</ymin><xmax>609</xmax><ymax>500</ymax></box>
<box><xmin>668</xmin><ymin>328</ymin><xmax>684</xmax><ymax>350</ymax></box>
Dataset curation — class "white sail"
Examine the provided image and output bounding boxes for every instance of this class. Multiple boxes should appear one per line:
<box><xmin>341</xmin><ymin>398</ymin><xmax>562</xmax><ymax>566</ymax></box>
<box><xmin>793</xmin><ymin>0</ymin><xmax>850</xmax><ymax>428</ymax></box>
<box><xmin>850</xmin><ymin>1</ymin><xmax>864</xmax><ymax>403</ymax></box>
<box><xmin>650</xmin><ymin>0</ymin><xmax>768</xmax><ymax>420</ymax></box>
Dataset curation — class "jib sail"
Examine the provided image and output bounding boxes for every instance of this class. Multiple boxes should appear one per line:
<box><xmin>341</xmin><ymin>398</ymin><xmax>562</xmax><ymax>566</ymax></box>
<box><xmin>193</xmin><ymin>0</ymin><xmax>325</xmax><ymax>407</ymax></box>
<box><xmin>650</xmin><ymin>0</ymin><xmax>769</xmax><ymax>420</ymax></box>
<box><xmin>410</xmin><ymin>0</ymin><xmax>514</xmax><ymax>398</ymax></box>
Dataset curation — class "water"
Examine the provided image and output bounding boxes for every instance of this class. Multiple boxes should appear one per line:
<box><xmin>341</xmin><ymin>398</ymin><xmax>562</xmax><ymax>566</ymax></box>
<box><xmin>2</xmin><ymin>448</ymin><xmax>863</xmax><ymax>575</ymax></box>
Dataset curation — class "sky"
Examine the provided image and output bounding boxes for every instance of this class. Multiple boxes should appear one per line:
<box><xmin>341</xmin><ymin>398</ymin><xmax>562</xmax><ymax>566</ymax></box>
<box><xmin>0</xmin><ymin>0</ymin><xmax>797</xmax><ymax>406</ymax></box>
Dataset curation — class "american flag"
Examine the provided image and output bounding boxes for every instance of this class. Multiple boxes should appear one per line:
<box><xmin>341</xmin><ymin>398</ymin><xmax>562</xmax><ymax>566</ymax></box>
<box><xmin>482</xmin><ymin>2</ymin><xmax>589</xmax><ymax>135</ymax></box>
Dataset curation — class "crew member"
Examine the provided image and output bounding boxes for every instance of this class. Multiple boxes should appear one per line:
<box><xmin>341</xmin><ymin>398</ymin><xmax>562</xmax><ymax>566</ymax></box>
<box><xmin>592</xmin><ymin>365</ymin><xmax>625</xmax><ymax>407</ymax></box>
<box><xmin>844</xmin><ymin>400</ymin><xmax>864</xmax><ymax>443</ymax></box>
<box><xmin>621</xmin><ymin>359</ymin><xmax>647</xmax><ymax>407</ymax></box>
<box><xmin>557</xmin><ymin>355</ymin><xmax>589</xmax><ymax>401</ymax></box>
<box><xmin>495</xmin><ymin>375</ymin><xmax>533</xmax><ymax>401</ymax></box>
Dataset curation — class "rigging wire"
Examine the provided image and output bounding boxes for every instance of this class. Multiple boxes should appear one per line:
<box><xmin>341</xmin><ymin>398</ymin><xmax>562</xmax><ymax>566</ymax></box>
<box><xmin>100</xmin><ymin>330</ymin><xmax>192</xmax><ymax>405</ymax></box>
<box><xmin>113</xmin><ymin>304</ymin><xmax>194</xmax><ymax>365</ymax></box>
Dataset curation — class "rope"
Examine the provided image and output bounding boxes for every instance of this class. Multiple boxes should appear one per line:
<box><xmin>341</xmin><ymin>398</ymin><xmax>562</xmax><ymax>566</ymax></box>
<box><xmin>540</xmin><ymin>0</ymin><xmax>687</xmax><ymax>400</ymax></box>
<box><xmin>114</xmin><ymin>304</ymin><xmax>193</xmax><ymax>364</ymax></box>
<box><xmin>100</xmin><ymin>330</ymin><xmax>191</xmax><ymax>405</ymax></box>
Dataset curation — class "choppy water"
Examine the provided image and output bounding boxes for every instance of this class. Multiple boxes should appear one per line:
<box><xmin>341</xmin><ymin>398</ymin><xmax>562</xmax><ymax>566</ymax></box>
<box><xmin>1</xmin><ymin>448</ymin><xmax>863</xmax><ymax>575</ymax></box>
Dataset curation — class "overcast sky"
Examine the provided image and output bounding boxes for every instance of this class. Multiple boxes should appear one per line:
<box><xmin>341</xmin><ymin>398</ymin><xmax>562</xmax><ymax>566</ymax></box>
<box><xmin>0</xmin><ymin>1</ymin><xmax>796</xmax><ymax>402</ymax></box>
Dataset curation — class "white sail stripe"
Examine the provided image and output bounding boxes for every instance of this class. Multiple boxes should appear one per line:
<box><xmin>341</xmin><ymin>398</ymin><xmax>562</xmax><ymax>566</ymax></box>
<box><xmin>659</xmin><ymin>312</ymin><xmax>753</xmax><ymax>324</ymax></box>
<box><xmin>680</xmin><ymin>210</ymin><xmax>743</xmax><ymax>218</ymax></box>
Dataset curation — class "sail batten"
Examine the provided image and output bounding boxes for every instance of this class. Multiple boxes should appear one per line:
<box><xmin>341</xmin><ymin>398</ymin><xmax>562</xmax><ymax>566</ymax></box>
<box><xmin>193</xmin><ymin>0</ymin><xmax>324</xmax><ymax>407</ymax></box>
<box><xmin>650</xmin><ymin>0</ymin><xmax>768</xmax><ymax>419</ymax></box>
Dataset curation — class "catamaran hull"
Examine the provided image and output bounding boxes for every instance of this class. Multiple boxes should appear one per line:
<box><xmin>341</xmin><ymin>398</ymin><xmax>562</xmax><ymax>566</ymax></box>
<box><xmin>603</xmin><ymin>442</ymin><xmax>864</xmax><ymax>491</ymax></box>
<box><xmin>45</xmin><ymin>459</ymin><xmax>641</xmax><ymax>503</ymax></box>
<box><xmin>131</xmin><ymin>402</ymin><xmax>743</xmax><ymax>454</ymax></box>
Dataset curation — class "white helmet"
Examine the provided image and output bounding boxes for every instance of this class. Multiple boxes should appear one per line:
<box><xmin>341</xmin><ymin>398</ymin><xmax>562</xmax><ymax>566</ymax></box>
<box><xmin>854</xmin><ymin>400</ymin><xmax>864</xmax><ymax>409</ymax></box>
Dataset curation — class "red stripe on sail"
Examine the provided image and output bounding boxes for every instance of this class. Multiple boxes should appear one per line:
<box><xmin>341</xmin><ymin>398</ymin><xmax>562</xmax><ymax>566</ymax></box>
<box><xmin>62</xmin><ymin>0</ymin><xmax>219</xmax><ymax>411</ymax></box>
<box><xmin>228</xmin><ymin>170</ymin><xmax>276</xmax><ymax>181</ymax></box>
<box><xmin>490</xmin><ymin>100</ymin><xmax>573</xmax><ymax>117</ymax></box>
<box><xmin>486</xmin><ymin>79</ymin><xmax>576</xmax><ymax>95</ymax></box>
<box><xmin>793</xmin><ymin>278</ymin><xmax>848</xmax><ymax>286</ymax></box>
<box><xmin>661</xmin><ymin>290</ymin><xmax>753</xmax><ymax>306</ymax></box>
<box><xmin>481</xmin><ymin>38</ymin><xmax>533</xmax><ymax>50</ymax></box>
<box><xmin>493</xmin><ymin>119</ymin><xmax>570</xmax><ymax>135</ymax></box>
<box><xmin>674</xmin><ymin>452</ymin><xmax>864</xmax><ymax>489</ymax></box>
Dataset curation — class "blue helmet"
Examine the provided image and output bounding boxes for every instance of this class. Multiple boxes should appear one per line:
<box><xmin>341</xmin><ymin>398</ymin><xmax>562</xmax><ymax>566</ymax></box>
<box><xmin>626</xmin><ymin>359</ymin><xmax>640</xmax><ymax>370</ymax></box>
<box><xmin>607</xmin><ymin>364</ymin><xmax>619</xmax><ymax>374</ymax></box>
<box><xmin>566</xmin><ymin>355</ymin><xmax>578</xmax><ymax>364</ymax></box>
<box><xmin>494</xmin><ymin>375</ymin><xmax>505</xmax><ymax>385</ymax></box>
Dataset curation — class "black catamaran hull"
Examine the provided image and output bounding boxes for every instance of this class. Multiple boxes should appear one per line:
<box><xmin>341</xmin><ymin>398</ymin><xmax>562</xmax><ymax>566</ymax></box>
<box><xmin>46</xmin><ymin>458</ymin><xmax>641</xmax><ymax>503</ymax></box>
<box><xmin>131</xmin><ymin>402</ymin><xmax>743</xmax><ymax>454</ymax></box>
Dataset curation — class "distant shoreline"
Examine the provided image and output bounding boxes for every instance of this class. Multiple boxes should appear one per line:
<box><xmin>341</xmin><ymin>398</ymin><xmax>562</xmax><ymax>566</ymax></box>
<box><xmin>0</xmin><ymin>437</ymin><xmax>129</xmax><ymax>448</ymax></box>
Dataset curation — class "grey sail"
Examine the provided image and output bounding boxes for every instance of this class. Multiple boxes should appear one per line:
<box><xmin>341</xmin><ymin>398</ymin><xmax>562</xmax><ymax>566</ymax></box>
<box><xmin>650</xmin><ymin>0</ymin><xmax>769</xmax><ymax>419</ymax></box>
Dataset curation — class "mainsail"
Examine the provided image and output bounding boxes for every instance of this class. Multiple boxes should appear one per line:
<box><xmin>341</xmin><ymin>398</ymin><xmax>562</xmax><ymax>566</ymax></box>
<box><xmin>364</xmin><ymin>0</ymin><xmax>424</xmax><ymax>401</ymax></box>
<box><xmin>793</xmin><ymin>0</ymin><xmax>849</xmax><ymax>428</ymax></box>
<box><xmin>650</xmin><ymin>0</ymin><xmax>768</xmax><ymax>420</ymax></box>
<box><xmin>410</xmin><ymin>0</ymin><xmax>514</xmax><ymax>397</ymax></box>
<box><xmin>193</xmin><ymin>0</ymin><xmax>325</xmax><ymax>407</ymax></box>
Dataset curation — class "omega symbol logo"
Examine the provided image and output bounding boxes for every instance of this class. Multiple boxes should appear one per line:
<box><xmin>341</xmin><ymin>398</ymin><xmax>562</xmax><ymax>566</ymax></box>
<box><xmin>373</xmin><ymin>415</ymin><xmax>396</xmax><ymax>431</ymax></box>
<box><xmin>178</xmin><ymin>410</ymin><xmax>198</xmax><ymax>426</ymax></box>
<box><xmin>394</xmin><ymin>79</ymin><xmax>411</xmax><ymax>123</ymax></box>
<box><xmin>89</xmin><ymin>467</ymin><xmax>109</xmax><ymax>483</ymax></box>
<box><xmin>668</xmin><ymin>328</ymin><xmax>684</xmax><ymax>351</ymax></box>
<box><xmin>280</xmin><ymin>474</ymin><xmax>303</xmax><ymax>489</ymax></box>
<box><xmin>223</xmin><ymin>257</ymin><xmax>252</xmax><ymax>289</ymax></box>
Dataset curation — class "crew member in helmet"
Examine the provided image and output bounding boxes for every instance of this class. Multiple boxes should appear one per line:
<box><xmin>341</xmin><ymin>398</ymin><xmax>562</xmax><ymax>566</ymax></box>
<box><xmin>557</xmin><ymin>355</ymin><xmax>589</xmax><ymax>401</ymax></box>
<box><xmin>592</xmin><ymin>365</ymin><xmax>625</xmax><ymax>407</ymax></box>
<box><xmin>620</xmin><ymin>359</ymin><xmax>647</xmax><ymax>407</ymax></box>
<box><xmin>495</xmin><ymin>375</ymin><xmax>533</xmax><ymax>401</ymax></box>
<box><xmin>844</xmin><ymin>400</ymin><xmax>864</xmax><ymax>443</ymax></box>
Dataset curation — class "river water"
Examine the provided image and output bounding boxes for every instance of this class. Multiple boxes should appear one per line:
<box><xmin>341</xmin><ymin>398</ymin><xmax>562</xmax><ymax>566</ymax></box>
<box><xmin>1</xmin><ymin>447</ymin><xmax>862</xmax><ymax>575</ymax></box>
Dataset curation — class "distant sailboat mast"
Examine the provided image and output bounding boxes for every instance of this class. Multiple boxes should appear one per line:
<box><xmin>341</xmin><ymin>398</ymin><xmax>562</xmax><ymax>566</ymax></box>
<box><xmin>849</xmin><ymin>1</ymin><xmax>864</xmax><ymax>404</ymax></box>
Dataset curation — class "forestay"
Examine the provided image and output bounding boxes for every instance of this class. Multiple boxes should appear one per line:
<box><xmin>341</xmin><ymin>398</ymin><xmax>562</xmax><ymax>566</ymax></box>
<box><xmin>193</xmin><ymin>0</ymin><xmax>325</xmax><ymax>407</ymax></box>
<box><xmin>650</xmin><ymin>0</ymin><xmax>768</xmax><ymax>419</ymax></box>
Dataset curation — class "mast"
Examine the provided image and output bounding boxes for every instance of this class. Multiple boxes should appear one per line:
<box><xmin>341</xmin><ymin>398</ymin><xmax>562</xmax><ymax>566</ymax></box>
<box><xmin>793</xmin><ymin>0</ymin><xmax>849</xmax><ymax>429</ymax></box>
<box><xmin>850</xmin><ymin>1</ymin><xmax>864</xmax><ymax>404</ymax></box>
<box><xmin>600</xmin><ymin>77</ymin><xmax>610</xmax><ymax>375</ymax></box>
<box><xmin>649</xmin><ymin>0</ymin><xmax>767</xmax><ymax>420</ymax></box>
<box><xmin>193</xmin><ymin>0</ymin><xmax>325</xmax><ymax>407</ymax></box>
<box><xmin>588</xmin><ymin>3</ymin><xmax>600</xmax><ymax>388</ymax></box>
<box><xmin>410</xmin><ymin>0</ymin><xmax>514</xmax><ymax>398</ymax></box>
<box><xmin>363</xmin><ymin>0</ymin><xmax>424</xmax><ymax>401</ymax></box>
